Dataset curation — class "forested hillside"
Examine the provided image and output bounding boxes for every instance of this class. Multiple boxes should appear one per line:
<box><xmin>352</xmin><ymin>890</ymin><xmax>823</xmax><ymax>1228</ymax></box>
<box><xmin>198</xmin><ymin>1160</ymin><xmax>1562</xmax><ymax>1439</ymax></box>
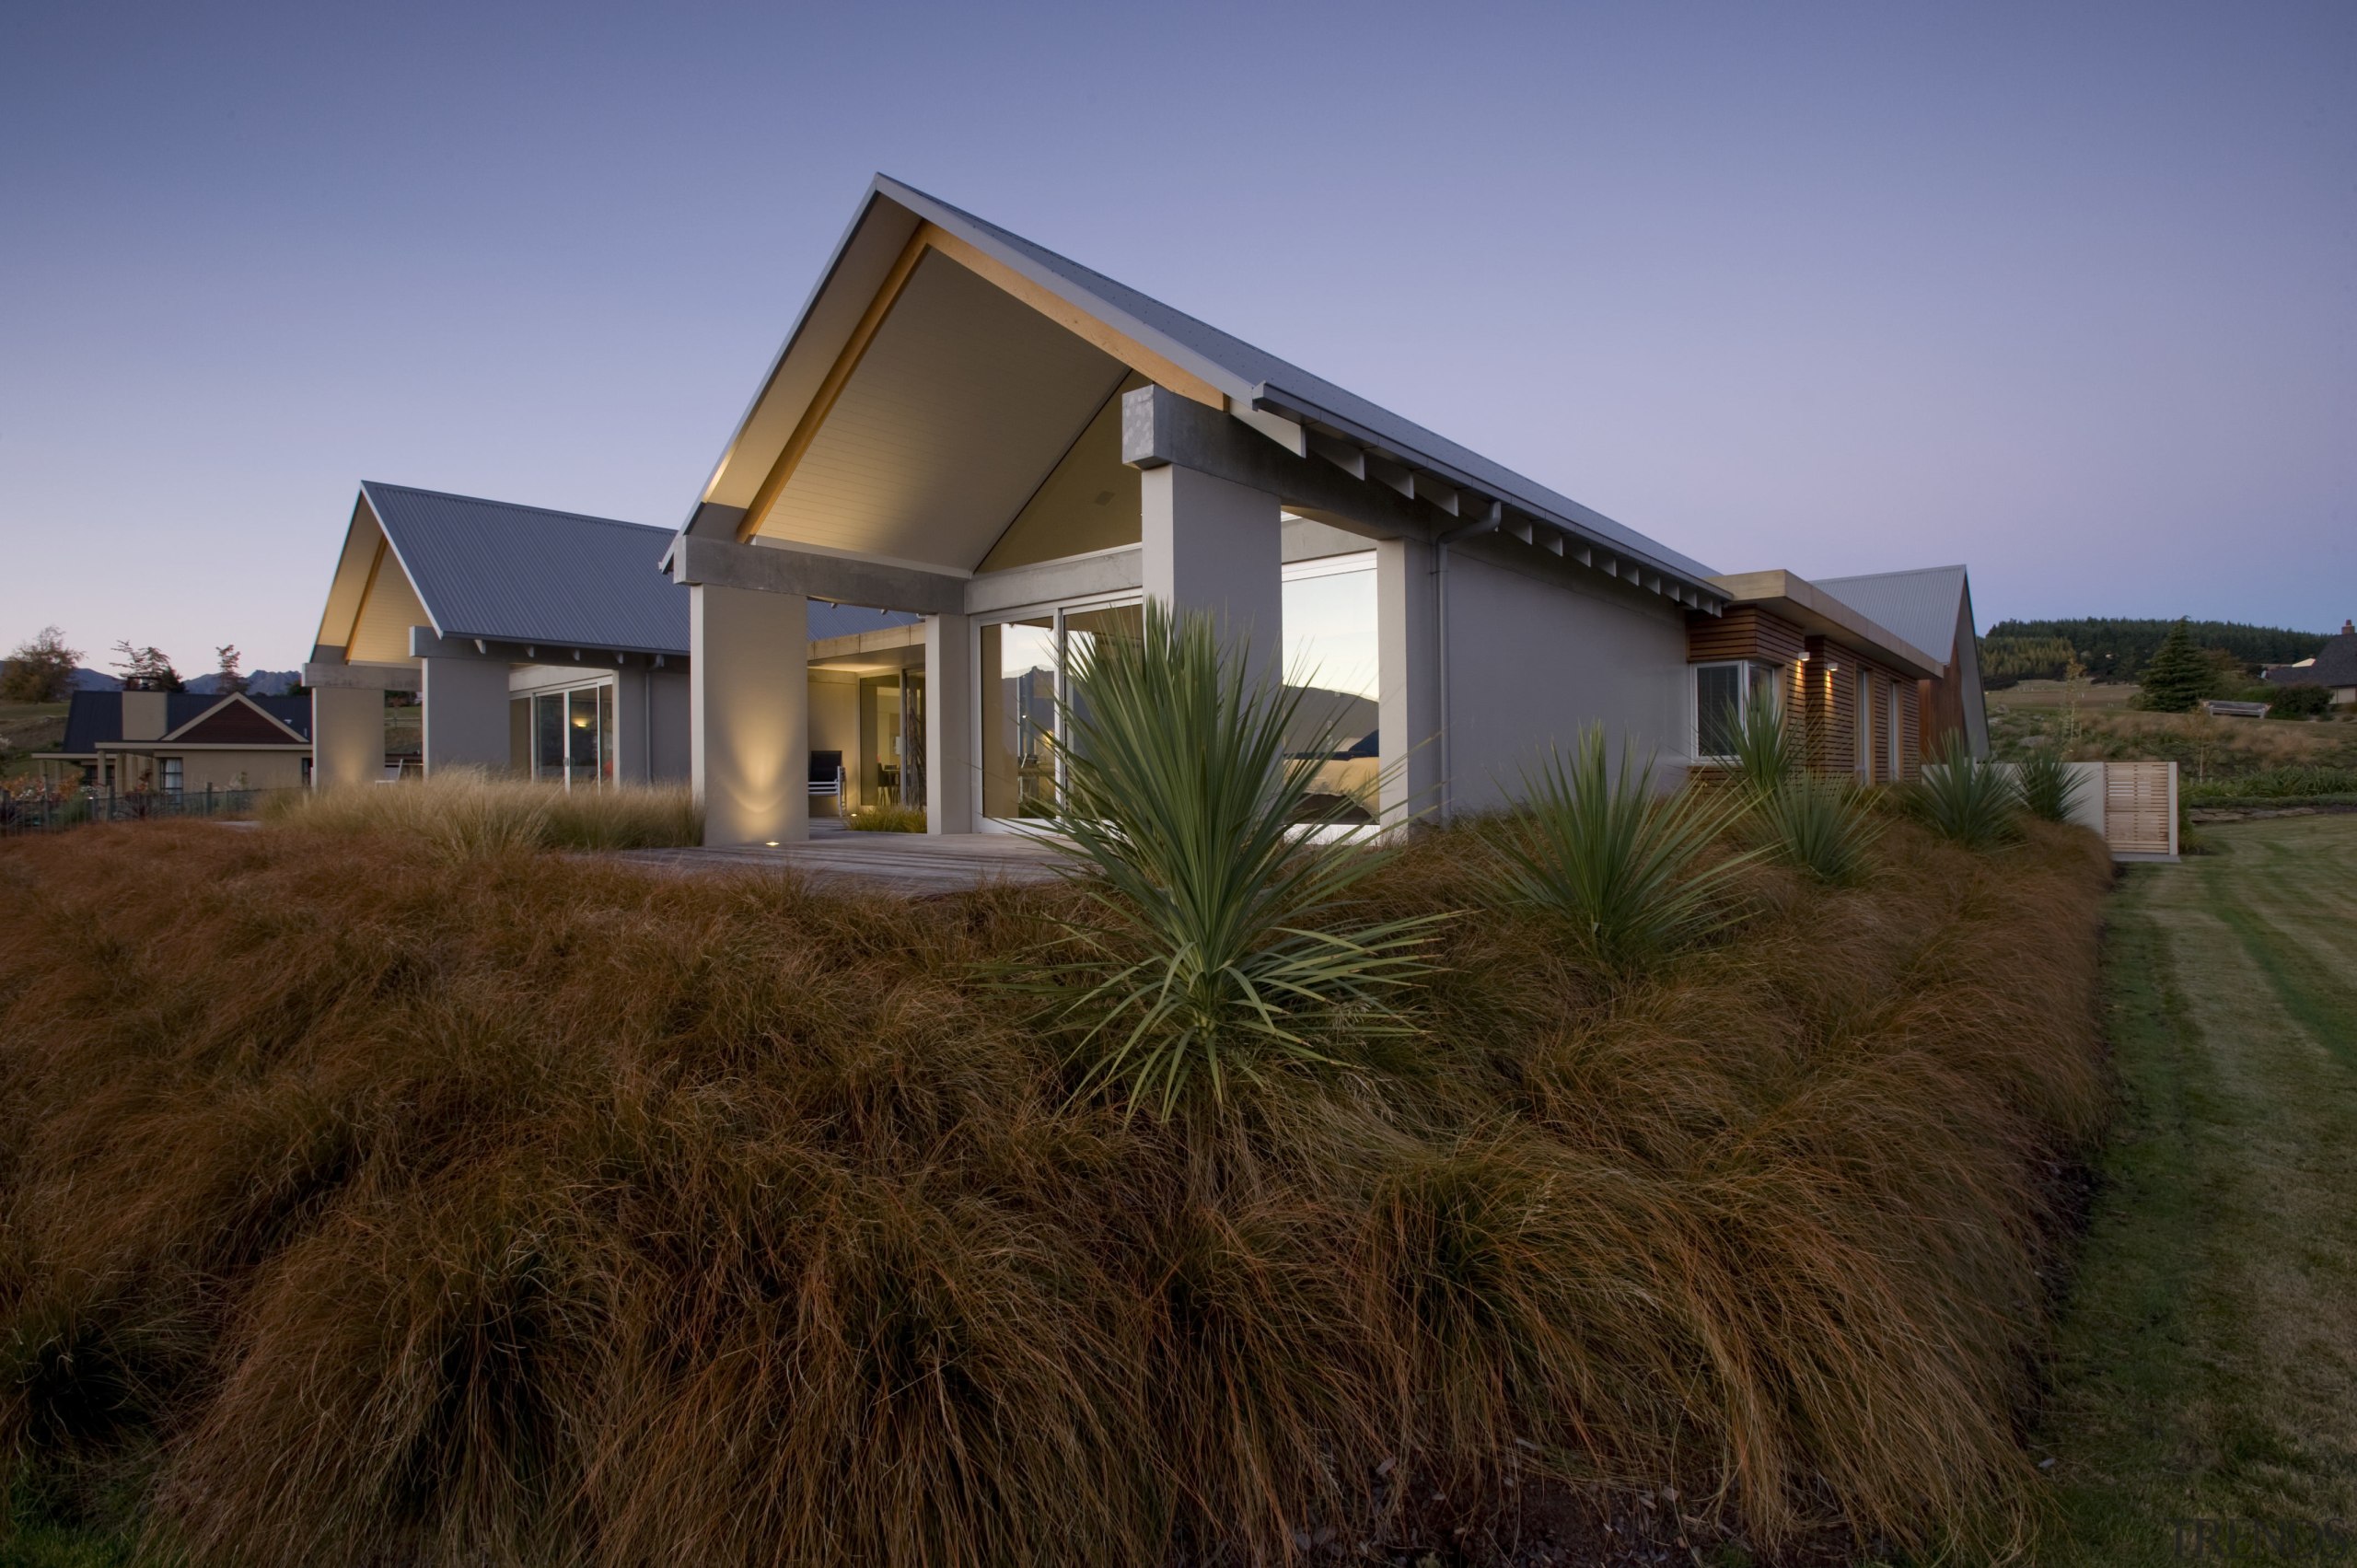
<box><xmin>1980</xmin><ymin>618</ymin><xmax>2326</xmax><ymax>685</ymax></box>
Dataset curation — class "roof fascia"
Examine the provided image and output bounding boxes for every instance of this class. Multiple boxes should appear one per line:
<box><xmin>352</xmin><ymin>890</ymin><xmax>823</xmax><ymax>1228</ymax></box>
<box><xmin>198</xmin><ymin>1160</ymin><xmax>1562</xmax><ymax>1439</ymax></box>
<box><xmin>1712</xmin><ymin>569</ymin><xmax>1945</xmax><ymax>679</ymax></box>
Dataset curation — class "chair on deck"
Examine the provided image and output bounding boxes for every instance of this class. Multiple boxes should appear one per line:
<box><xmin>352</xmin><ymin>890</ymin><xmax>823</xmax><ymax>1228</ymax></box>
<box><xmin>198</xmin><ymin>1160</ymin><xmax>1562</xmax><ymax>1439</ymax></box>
<box><xmin>808</xmin><ymin>749</ymin><xmax>846</xmax><ymax>816</ymax></box>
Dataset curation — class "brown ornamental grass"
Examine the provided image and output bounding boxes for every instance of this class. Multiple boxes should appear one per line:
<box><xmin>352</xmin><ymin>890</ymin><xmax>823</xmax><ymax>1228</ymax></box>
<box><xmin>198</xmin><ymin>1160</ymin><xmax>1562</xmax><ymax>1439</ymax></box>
<box><xmin>0</xmin><ymin>810</ymin><xmax>2111</xmax><ymax>1566</ymax></box>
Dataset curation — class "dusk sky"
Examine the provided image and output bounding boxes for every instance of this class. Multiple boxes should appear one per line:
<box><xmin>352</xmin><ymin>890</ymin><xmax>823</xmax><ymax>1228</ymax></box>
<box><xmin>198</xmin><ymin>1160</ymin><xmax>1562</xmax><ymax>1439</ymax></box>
<box><xmin>4</xmin><ymin>0</ymin><xmax>2350</xmax><ymax>673</ymax></box>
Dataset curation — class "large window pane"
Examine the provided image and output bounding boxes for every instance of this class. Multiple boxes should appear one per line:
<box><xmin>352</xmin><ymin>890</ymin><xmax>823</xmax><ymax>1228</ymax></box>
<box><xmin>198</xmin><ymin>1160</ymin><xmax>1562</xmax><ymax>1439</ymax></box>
<box><xmin>1061</xmin><ymin>601</ymin><xmax>1144</xmax><ymax>781</ymax></box>
<box><xmin>567</xmin><ymin>687</ymin><xmax>598</xmax><ymax>788</ymax></box>
<box><xmin>1282</xmin><ymin>557</ymin><xmax>1378</xmax><ymax>822</ymax></box>
<box><xmin>981</xmin><ymin>618</ymin><xmax>1056</xmax><ymax>819</ymax></box>
<box><xmin>598</xmin><ymin>683</ymin><xmax>615</xmax><ymax>782</ymax></box>
<box><xmin>535</xmin><ymin>692</ymin><xmax>565</xmax><ymax>779</ymax></box>
<box><xmin>1696</xmin><ymin>663</ymin><xmax>1742</xmax><ymax>758</ymax></box>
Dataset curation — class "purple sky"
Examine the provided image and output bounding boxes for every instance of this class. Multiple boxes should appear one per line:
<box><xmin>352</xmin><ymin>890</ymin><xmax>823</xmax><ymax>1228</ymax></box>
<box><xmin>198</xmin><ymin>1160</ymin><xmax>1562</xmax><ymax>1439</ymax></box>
<box><xmin>4</xmin><ymin>0</ymin><xmax>2351</xmax><ymax>673</ymax></box>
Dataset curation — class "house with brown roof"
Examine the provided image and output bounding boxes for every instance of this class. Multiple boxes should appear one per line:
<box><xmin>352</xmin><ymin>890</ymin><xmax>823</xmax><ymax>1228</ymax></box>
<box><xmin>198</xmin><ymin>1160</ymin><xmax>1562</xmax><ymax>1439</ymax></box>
<box><xmin>33</xmin><ymin>691</ymin><xmax>313</xmax><ymax>794</ymax></box>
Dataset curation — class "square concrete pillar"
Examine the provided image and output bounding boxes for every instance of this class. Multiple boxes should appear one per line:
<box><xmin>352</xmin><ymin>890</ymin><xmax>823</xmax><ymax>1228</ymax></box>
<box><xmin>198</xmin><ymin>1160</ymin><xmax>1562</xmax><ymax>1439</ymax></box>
<box><xmin>1376</xmin><ymin>536</ymin><xmax>1442</xmax><ymax>830</ymax></box>
<box><xmin>421</xmin><ymin>656</ymin><xmax>515</xmax><ymax>775</ymax></box>
<box><xmin>923</xmin><ymin>612</ymin><xmax>973</xmax><ymax>833</ymax></box>
<box><xmin>691</xmin><ymin>582</ymin><xmax>808</xmax><ymax>845</ymax></box>
<box><xmin>1141</xmin><ymin>463</ymin><xmax>1282</xmax><ymax>692</ymax></box>
<box><xmin>311</xmin><ymin>686</ymin><xmax>384</xmax><ymax>788</ymax></box>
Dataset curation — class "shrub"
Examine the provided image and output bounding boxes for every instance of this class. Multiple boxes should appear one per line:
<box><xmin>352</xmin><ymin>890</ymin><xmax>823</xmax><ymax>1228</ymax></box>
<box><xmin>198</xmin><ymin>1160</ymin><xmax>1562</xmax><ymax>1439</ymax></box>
<box><xmin>1907</xmin><ymin>736</ymin><xmax>2022</xmax><ymax>851</ymax></box>
<box><xmin>1495</xmin><ymin>726</ymin><xmax>1758</xmax><ymax>974</ymax></box>
<box><xmin>844</xmin><ymin>801</ymin><xmax>926</xmax><ymax>832</ymax></box>
<box><xmin>262</xmin><ymin>771</ymin><xmax>701</xmax><ymax>855</ymax></box>
<box><xmin>2267</xmin><ymin>683</ymin><xmax>2335</xmax><ymax>720</ymax></box>
<box><xmin>2181</xmin><ymin>764</ymin><xmax>2357</xmax><ymax>806</ymax></box>
<box><xmin>1724</xmin><ymin>690</ymin><xmax>1799</xmax><ymax>803</ymax></box>
<box><xmin>1752</xmin><ymin>777</ymin><xmax>1881</xmax><ymax>886</ymax></box>
<box><xmin>1030</xmin><ymin>600</ymin><xmax>1449</xmax><ymax>1119</ymax></box>
<box><xmin>2015</xmin><ymin>748</ymin><xmax>2089</xmax><ymax>825</ymax></box>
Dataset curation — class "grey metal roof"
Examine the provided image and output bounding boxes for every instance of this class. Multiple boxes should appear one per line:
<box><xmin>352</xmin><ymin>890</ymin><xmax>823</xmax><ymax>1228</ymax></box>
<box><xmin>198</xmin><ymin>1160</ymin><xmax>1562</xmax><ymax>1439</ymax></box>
<box><xmin>1815</xmin><ymin>565</ymin><xmax>1971</xmax><ymax>663</ymax></box>
<box><xmin>365</xmin><ymin>482</ymin><xmax>918</xmax><ymax>654</ymax></box>
<box><xmin>856</xmin><ymin>178</ymin><xmax>1723</xmax><ymax>592</ymax></box>
<box><xmin>364</xmin><ymin>482</ymin><xmax>691</xmax><ymax>656</ymax></box>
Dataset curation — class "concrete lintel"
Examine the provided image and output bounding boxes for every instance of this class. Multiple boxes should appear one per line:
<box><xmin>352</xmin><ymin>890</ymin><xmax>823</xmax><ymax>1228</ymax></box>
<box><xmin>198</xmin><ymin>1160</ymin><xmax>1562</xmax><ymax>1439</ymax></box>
<box><xmin>1122</xmin><ymin>384</ymin><xmax>1443</xmax><ymax>542</ymax></box>
<box><xmin>302</xmin><ymin>660</ymin><xmax>421</xmax><ymax>693</ymax></box>
<box><xmin>807</xmin><ymin>621</ymin><xmax>929</xmax><ymax>663</ymax></box>
<box><xmin>963</xmin><ymin>547</ymin><xmax>1144</xmax><ymax>618</ymax></box>
<box><xmin>671</xmin><ymin>535</ymin><xmax>964</xmax><ymax>616</ymax></box>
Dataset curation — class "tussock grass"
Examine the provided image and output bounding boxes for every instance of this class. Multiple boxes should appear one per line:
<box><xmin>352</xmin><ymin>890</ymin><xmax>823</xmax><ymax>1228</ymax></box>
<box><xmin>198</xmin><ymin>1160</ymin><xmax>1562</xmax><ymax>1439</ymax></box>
<box><xmin>843</xmin><ymin>800</ymin><xmax>926</xmax><ymax>831</ymax></box>
<box><xmin>262</xmin><ymin>769</ymin><xmax>702</xmax><ymax>853</ymax></box>
<box><xmin>0</xmin><ymin>811</ymin><xmax>2111</xmax><ymax>1566</ymax></box>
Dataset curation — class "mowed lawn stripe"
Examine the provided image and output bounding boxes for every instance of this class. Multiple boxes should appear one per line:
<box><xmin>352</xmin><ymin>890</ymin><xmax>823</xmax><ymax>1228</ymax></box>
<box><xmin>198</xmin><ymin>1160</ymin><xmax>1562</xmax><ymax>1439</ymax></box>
<box><xmin>2036</xmin><ymin>817</ymin><xmax>2357</xmax><ymax>1567</ymax></box>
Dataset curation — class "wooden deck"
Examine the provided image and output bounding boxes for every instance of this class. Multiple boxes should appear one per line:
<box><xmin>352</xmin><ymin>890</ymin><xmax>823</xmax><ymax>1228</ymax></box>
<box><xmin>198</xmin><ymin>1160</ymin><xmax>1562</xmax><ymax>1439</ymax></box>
<box><xmin>609</xmin><ymin>824</ymin><xmax>1070</xmax><ymax>896</ymax></box>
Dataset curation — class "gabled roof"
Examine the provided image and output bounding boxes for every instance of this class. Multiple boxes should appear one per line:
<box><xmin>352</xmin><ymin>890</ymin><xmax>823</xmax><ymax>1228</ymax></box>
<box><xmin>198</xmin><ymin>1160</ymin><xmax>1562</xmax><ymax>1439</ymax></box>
<box><xmin>159</xmin><ymin>692</ymin><xmax>310</xmax><ymax>745</ymax></box>
<box><xmin>2264</xmin><ymin>633</ymin><xmax>2357</xmax><ymax>688</ymax></box>
<box><xmin>46</xmin><ymin>691</ymin><xmax>312</xmax><ymax>756</ymax></box>
<box><xmin>1815</xmin><ymin>566</ymin><xmax>1973</xmax><ymax>665</ymax></box>
<box><xmin>686</xmin><ymin>175</ymin><xmax>1722</xmax><ymax>603</ymax></box>
<box><xmin>357</xmin><ymin>482</ymin><xmax>691</xmax><ymax>656</ymax></box>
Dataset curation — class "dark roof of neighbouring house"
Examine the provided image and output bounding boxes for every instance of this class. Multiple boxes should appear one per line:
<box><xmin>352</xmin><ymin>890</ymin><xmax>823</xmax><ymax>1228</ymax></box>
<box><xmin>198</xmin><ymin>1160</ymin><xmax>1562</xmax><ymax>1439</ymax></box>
<box><xmin>361</xmin><ymin>482</ymin><xmax>916</xmax><ymax>652</ymax></box>
<box><xmin>47</xmin><ymin>691</ymin><xmax>313</xmax><ymax>755</ymax></box>
<box><xmin>1814</xmin><ymin>566</ymin><xmax>1972</xmax><ymax>666</ymax></box>
<box><xmin>2264</xmin><ymin>632</ymin><xmax>2357</xmax><ymax>689</ymax></box>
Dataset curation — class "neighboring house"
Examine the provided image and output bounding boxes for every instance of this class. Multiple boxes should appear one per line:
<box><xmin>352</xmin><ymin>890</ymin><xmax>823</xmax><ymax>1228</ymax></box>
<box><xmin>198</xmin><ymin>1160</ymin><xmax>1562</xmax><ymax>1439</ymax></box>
<box><xmin>2262</xmin><ymin>620</ymin><xmax>2357</xmax><ymax>707</ymax></box>
<box><xmin>302</xmin><ymin>176</ymin><xmax>1988</xmax><ymax>845</ymax></box>
<box><xmin>302</xmin><ymin>482</ymin><xmax>918</xmax><ymax>797</ymax></box>
<box><xmin>32</xmin><ymin>691</ymin><xmax>312</xmax><ymax>793</ymax></box>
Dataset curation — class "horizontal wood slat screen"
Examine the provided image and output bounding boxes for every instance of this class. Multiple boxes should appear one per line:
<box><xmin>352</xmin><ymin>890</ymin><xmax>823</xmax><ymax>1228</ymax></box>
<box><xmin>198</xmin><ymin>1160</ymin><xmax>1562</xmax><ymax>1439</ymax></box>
<box><xmin>1687</xmin><ymin>607</ymin><xmax>1805</xmax><ymax>666</ymax></box>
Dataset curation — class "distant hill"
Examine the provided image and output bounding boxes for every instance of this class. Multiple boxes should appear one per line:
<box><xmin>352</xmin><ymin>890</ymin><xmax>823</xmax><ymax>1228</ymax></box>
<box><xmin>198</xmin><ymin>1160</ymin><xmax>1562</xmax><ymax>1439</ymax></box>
<box><xmin>68</xmin><ymin>668</ymin><xmax>122</xmax><ymax>691</ymax></box>
<box><xmin>188</xmin><ymin>669</ymin><xmax>302</xmax><ymax>696</ymax></box>
<box><xmin>1980</xmin><ymin>619</ymin><xmax>2328</xmax><ymax>686</ymax></box>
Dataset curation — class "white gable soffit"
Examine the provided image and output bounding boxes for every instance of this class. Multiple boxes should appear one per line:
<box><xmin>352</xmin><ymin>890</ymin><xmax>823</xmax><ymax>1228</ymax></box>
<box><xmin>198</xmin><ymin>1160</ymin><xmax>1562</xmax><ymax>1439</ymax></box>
<box><xmin>676</xmin><ymin>176</ymin><xmax>1725</xmax><ymax>613</ymax></box>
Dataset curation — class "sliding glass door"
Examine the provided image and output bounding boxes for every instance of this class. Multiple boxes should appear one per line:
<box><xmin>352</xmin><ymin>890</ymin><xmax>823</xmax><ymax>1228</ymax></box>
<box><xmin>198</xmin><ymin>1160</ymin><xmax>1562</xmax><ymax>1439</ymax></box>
<box><xmin>979</xmin><ymin>600</ymin><xmax>1144</xmax><ymax>824</ymax></box>
<box><xmin>528</xmin><ymin>680</ymin><xmax>614</xmax><ymax>789</ymax></box>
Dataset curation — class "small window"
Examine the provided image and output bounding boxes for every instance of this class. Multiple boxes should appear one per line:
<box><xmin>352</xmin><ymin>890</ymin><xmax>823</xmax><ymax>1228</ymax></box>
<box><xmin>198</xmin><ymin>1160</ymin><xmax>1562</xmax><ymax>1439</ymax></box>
<box><xmin>160</xmin><ymin>757</ymin><xmax>183</xmax><ymax>795</ymax></box>
<box><xmin>1693</xmin><ymin>660</ymin><xmax>1784</xmax><ymax>762</ymax></box>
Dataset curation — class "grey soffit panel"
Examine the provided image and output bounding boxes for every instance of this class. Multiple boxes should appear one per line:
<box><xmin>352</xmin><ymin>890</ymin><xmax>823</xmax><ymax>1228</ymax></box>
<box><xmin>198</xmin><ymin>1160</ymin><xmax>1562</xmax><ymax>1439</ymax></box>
<box><xmin>881</xmin><ymin>175</ymin><xmax>1723</xmax><ymax>587</ymax></box>
<box><xmin>363</xmin><ymin>482</ymin><xmax>692</xmax><ymax>656</ymax></box>
<box><xmin>1815</xmin><ymin>566</ymin><xmax>1969</xmax><ymax>663</ymax></box>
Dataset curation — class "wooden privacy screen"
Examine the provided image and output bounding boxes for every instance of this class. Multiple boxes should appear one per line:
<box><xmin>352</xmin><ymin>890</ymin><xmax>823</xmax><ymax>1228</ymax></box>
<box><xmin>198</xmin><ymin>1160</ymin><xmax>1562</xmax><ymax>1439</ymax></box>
<box><xmin>2104</xmin><ymin>761</ymin><xmax>2176</xmax><ymax>856</ymax></box>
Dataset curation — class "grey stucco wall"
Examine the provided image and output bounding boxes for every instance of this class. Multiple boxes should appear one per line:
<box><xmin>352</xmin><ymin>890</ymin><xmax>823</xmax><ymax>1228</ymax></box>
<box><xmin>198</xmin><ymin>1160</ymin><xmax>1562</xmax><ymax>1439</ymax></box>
<box><xmin>647</xmin><ymin>668</ymin><xmax>692</xmax><ymax>784</ymax></box>
<box><xmin>1438</xmin><ymin>551</ymin><xmax>1692</xmax><ymax>813</ymax></box>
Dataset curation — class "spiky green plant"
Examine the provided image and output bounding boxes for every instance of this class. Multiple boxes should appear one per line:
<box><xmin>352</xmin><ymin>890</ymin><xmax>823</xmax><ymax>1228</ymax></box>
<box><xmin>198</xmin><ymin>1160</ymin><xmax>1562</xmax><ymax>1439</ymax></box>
<box><xmin>1725</xmin><ymin>688</ymin><xmax>1799</xmax><ymax>803</ymax></box>
<box><xmin>1496</xmin><ymin>726</ymin><xmax>1759</xmax><ymax>974</ymax></box>
<box><xmin>2014</xmin><ymin>748</ymin><xmax>2087</xmax><ymax>825</ymax></box>
<box><xmin>1908</xmin><ymin>735</ymin><xmax>2022</xmax><ymax>851</ymax></box>
<box><xmin>1032</xmin><ymin>600</ymin><xmax>1450</xmax><ymax>1119</ymax></box>
<box><xmin>1754</xmin><ymin>777</ymin><xmax>1882</xmax><ymax>886</ymax></box>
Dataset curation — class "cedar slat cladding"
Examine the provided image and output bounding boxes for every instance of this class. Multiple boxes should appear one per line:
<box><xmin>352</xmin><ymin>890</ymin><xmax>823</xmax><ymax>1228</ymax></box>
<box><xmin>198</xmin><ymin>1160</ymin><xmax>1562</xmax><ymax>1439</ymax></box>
<box><xmin>1686</xmin><ymin>607</ymin><xmax>1805</xmax><ymax>666</ymax></box>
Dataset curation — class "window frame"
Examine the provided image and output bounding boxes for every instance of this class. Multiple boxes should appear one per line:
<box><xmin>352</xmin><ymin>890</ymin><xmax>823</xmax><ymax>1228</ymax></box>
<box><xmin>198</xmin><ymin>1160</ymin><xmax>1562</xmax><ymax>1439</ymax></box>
<box><xmin>1691</xmin><ymin>658</ymin><xmax>1786</xmax><ymax>765</ymax></box>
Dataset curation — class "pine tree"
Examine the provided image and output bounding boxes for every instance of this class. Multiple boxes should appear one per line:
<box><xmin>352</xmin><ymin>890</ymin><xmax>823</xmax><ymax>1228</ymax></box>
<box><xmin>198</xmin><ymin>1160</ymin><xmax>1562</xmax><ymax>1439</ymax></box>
<box><xmin>110</xmin><ymin>641</ymin><xmax>185</xmax><ymax>693</ymax></box>
<box><xmin>2136</xmin><ymin>620</ymin><xmax>2213</xmax><ymax>713</ymax></box>
<box><xmin>214</xmin><ymin>645</ymin><xmax>249</xmax><ymax>696</ymax></box>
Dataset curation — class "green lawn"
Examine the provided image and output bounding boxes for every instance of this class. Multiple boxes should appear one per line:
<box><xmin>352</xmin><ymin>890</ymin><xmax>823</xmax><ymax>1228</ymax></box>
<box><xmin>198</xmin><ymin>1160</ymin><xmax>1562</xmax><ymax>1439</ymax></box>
<box><xmin>0</xmin><ymin>701</ymin><xmax>68</xmax><ymax>773</ymax></box>
<box><xmin>2034</xmin><ymin>815</ymin><xmax>2357</xmax><ymax>1563</ymax></box>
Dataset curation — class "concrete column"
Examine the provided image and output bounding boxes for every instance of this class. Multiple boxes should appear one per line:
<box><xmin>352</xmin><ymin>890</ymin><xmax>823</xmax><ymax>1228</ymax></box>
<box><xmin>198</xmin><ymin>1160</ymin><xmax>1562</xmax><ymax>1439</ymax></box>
<box><xmin>691</xmin><ymin>582</ymin><xmax>807</xmax><ymax>845</ymax></box>
<box><xmin>924</xmin><ymin>612</ymin><xmax>972</xmax><ymax>833</ymax></box>
<box><xmin>1376</xmin><ymin>536</ymin><xmax>1442</xmax><ymax>830</ymax></box>
<box><xmin>1140</xmin><ymin>463</ymin><xmax>1282</xmax><ymax>692</ymax></box>
<box><xmin>420</xmin><ymin>656</ymin><xmax>514</xmax><ymax>774</ymax></box>
<box><xmin>311</xmin><ymin>686</ymin><xmax>384</xmax><ymax>788</ymax></box>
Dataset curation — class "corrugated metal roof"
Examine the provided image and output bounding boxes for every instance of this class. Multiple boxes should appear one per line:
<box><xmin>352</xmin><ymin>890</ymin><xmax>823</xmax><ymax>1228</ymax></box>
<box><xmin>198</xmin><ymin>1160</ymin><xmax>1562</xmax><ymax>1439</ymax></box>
<box><xmin>802</xmin><ymin>179</ymin><xmax>1722</xmax><ymax>590</ymax></box>
<box><xmin>364</xmin><ymin>483</ymin><xmax>691</xmax><ymax>655</ymax></box>
<box><xmin>366</xmin><ymin>482</ymin><xmax>919</xmax><ymax>656</ymax></box>
<box><xmin>1815</xmin><ymin>565</ymin><xmax>1971</xmax><ymax>663</ymax></box>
